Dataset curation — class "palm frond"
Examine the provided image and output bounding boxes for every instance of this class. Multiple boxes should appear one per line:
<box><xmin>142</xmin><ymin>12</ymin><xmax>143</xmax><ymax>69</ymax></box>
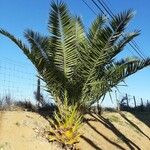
<box><xmin>85</xmin><ymin>57</ymin><xmax>150</xmax><ymax>106</ymax></box>
<box><xmin>88</xmin><ymin>15</ymin><xmax>106</xmax><ymax>41</ymax></box>
<box><xmin>0</xmin><ymin>29</ymin><xmax>66</xmax><ymax>102</ymax></box>
<box><xmin>24</xmin><ymin>29</ymin><xmax>51</xmax><ymax>60</ymax></box>
<box><xmin>79</xmin><ymin>11</ymin><xmax>139</xmax><ymax>102</ymax></box>
<box><xmin>1</xmin><ymin>2</ymin><xmax>150</xmax><ymax>110</ymax></box>
<box><xmin>106</xmin><ymin>30</ymin><xmax>140</xmax><ymax>63</ymax></box>
<box><xmin>48</xmin><ymin>1</ymin><xmax>78</xmax><ymax>79</ymax></box>
<box><xmin>0</xmin><ymin>29</ymin><xmax>31</xmax><ymax>59</ymax></box>
<box><xmin>107</xmin><ymin>58</ymin><xmax>150</xmax><ymax>85</ymax></box>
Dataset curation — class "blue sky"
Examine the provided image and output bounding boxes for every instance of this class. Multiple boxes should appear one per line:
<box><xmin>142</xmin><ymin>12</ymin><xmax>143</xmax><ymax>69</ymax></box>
<box><xmin>0</xmin><ymin>0</ymin><xmax>150</xmax><ymax>106</ymax></box>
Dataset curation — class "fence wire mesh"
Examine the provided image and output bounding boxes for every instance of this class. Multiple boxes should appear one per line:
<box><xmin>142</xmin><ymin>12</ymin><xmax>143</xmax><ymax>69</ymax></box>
<box><xmin>0</xmin><ymin>57</ymin><xmax>52</xmax><ymax>105</ymax></box>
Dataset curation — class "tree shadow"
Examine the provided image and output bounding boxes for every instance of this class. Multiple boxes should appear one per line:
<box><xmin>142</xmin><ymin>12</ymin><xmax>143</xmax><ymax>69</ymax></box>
<box><xmin>89</xmin><ymin>114</ymin><xmax>141</xmax><ymax>150</ymax></box>
<box><xmin>80</xmin><ymin>135</ymin><xmax>102</xmax><ymax>150</ymax></box>
<box><xmin>119</xmin><ymin>112</ymin><xmax>150</xmax><ymax>140</ymax></box>
<box><xmin>86</xmin><ymin>121</ymin><xmax>126</xmax><ymax>150</ymax></box>
<box><xmin>130</xmin><ymin>111</ymin><xmax>150</xmax><ymax>128</ymax></box>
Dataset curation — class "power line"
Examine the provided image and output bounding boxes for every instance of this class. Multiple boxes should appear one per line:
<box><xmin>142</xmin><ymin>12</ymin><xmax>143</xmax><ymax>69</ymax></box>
<box><xmin>97</xmin><ymin>0</ymin><xmax>114</xmax><ymax>18</ymax></box>
<box><xmin>81</xmin><ymin>0</ymin><xmax>97</xmax><ymax>15</ymax></box>
<box><xmin>95</xmin><ymin>0</ymin><xmax>147</xmax><ymax>60</ymax></box>
<box><xmin>128</xmin><ymin>42</ymin><xmax>146</xmax><ymax>60</ymax></box>
<box><xmin>99</xmin><ymin>0</ymin><xmax>148</xmax><ymax>59</ymax></box>
<box><xmin>100</xmin><ymin>0</ymin><xmax>146</xmax><ymax>59</ymax></box>
<box><xmin>81</xmin><ymin>0</ymin><xmax>147</xmax><ymax>60</ymax></box>
<box><xmin>91</xmin><ymin>0</ymin><xmax>106</xmax><ymax>16</ymax></box>
<box><xmin>95</xmin><ymin>0</ymin><xmax>146</xmax><ymax>59</ymax></box>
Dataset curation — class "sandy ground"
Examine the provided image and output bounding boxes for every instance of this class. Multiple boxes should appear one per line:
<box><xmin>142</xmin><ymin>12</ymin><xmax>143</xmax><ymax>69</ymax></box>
<box><xmin>77</xmin><ymin>112</ymin><xmax>150</xmax><ymax>150</ymax></box>
<box><xmin>0</xmin><ymin>111</ymin><xmax>150</xmax><ymax>150</ymax></box>
<box><xmin>0</xmin><ymin>111</ymin><xmax>60</xmax><ymax>150</ymax></box>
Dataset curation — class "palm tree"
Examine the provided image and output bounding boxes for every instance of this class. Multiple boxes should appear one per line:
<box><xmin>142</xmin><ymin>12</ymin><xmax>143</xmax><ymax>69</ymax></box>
<box><xmin>0</xmin><ymin>1</ymin><xmax>150</xmax><ymax>109</ymax></box>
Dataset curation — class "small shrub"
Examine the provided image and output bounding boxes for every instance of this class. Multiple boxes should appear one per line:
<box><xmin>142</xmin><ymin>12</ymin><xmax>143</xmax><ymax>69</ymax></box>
<box><xmin>47</xmin><ymin>104</ymin><xmax>83</xmax><ymax>148</ymax></box>
<box><xmin>14</xmin><ymin>101</ymin><xmax>36</xmax><ymax>111</ymax></box>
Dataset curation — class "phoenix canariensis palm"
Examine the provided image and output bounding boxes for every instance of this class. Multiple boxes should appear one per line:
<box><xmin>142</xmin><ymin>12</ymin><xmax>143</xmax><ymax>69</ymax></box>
<box><xmin>1</xmin><ymin>1</ymin><xmax>150</xmax><ymax>147</ymax></box>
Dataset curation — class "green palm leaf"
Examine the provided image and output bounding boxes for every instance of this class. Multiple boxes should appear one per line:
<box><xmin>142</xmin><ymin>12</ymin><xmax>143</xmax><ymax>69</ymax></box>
<box><xmin>48</xmin><ymin>1</ymin><xmax>78</xmax><ymax>79</ymax></box>
<box><xmin>0</xmin><ymin>1</ymin><xmax>150</xmax><ymax>108</ymax></box>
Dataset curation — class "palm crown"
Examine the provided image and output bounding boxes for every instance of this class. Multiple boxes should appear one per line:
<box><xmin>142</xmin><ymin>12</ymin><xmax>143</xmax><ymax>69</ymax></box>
<box><xmin>0</xmin><ymin>1</ymin><xmax>150</xmax><ymax>108</ymax></box>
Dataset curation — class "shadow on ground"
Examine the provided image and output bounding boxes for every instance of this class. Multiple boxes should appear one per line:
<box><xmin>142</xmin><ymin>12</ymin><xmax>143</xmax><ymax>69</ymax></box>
<box><xmin>81</xmin><ymin>113</ymin><xmax>148</xmax><ymax>150</ymax></box>
<box><xmin>131</xmin><ymin>111</ymin><xmax>150</xmax><ymax>128</ymax></box>
<box><xmin>119</xmin><ymin>112</ymin><xmax>150</xmax><ymax>141</ymax></box>
<box><xmin>80</xmin><ymin>135</ymin><xmax>102</xmax><ymax>150</ymax></box>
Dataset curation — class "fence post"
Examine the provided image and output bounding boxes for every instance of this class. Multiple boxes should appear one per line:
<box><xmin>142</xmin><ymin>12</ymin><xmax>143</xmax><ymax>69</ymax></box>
<box><xmin>141</xmin><ymin>98</ymin><xmax>144</xmax><ymax>111</ymax></box>
<box><xmin>133</xmin><ymin>96</ymin><xmax>136</xmax><ymax>108</ymax></box>
<box><xmin>97</xmin><ymin>100</ymin><xmax>101</xmax><ymax>115</ymax></box>
<box><xmin>126</xmin><ymin>93</ymin><xmax>129</xmax><ymax>109</ymax></box>
<box><xmin>36</xmin><ymin>78</ymin><xmax>41</xmax><ymax>107</ymax></box>
<box><xmin>147</xmin><ymin>100</ymin><xmax>149</xmax><ymax>106</ymax></box>
<box><xmin>147</xmin><ymin>100</ymin><xmax>149</xmax><ymax>111</ymax></box>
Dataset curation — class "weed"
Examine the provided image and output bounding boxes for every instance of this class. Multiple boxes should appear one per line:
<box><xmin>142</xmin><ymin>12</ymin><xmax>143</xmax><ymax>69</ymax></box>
<box><xmin>47</xmin><ymin>104</ymin><xmax>83</xmax><ymax>149</ymax></box>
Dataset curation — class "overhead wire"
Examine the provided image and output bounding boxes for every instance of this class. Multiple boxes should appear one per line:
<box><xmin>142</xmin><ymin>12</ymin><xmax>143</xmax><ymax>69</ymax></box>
<box><xmin>95</xmin><ymin>0</ymin><xmax>147</xmax><ymax>60</ymax></box>
<box><xmin>81</xmin><ymin>0</ymin><xmax>147</xmax><ymax>60</ymax></box>
<box><xmin>81</xmin><ymin>0</ymin><xmax>97</xmax><ymax>15</ymax></box>
<box><xmin>80</xmin><ymin>0</ymin><xmax>150</xmax><ymax>104</ymax></box>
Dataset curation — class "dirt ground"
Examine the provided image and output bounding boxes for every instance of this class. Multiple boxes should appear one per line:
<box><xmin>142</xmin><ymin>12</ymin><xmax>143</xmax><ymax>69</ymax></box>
<box><xmin>0</xmin><ymin>111</ymin><xmax>150</xmax><ymax>150</ymax></box>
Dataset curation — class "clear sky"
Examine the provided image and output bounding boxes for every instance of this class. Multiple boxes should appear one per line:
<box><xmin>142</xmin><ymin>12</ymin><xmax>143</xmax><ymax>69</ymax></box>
<box><xmin>0</xmin><ymin>0</ymin><xmax>150</xmax><ymax>106</ymax></box>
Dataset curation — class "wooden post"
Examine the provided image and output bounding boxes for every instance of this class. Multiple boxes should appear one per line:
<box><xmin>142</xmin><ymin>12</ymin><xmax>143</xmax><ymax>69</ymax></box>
<box><xmin>133</xmin><ymin>96</ymin><xmax>136</xmax><ymax>108</ymax></box>
<box><xmin>97</xmin><ymin>100</ymin><xmax>99</xmax><ymax>114</ymax></box>
<box><xmin>37</xmin><ymin>78</ymin><xmax>41</xmax><ymax>107</ymax></box>
<box><xmin>148</xmin><ymin>100</ymin><xmax>150</xmax><ymax>111</ymax></box>
<box><xmin>141</xmin><ymin>98</ymin><xmax>143</xmax><ymax>106</ymax></box>
<box><xmin>147</xmin><ymin>100</ymin><xmax>149</xmax><ymax>106</ymax></box>
<box><xmin>141</xmin><ymin>98</ymin><xmax>144</xmax><ymax>111</ymax></box>
<box><xmin>96</xmin><ymin>100</ymin><xmax>102</xmax><ymax>115</ymax></box>
<box><xmin>126</xmin><ymin>93</ymin><xmax>129</xmax><ymax>109</ymax></box>
<box><xmin>147</xmin><ymin>100</ymin><xmax>149</xmax><ymax>111</ymax></box>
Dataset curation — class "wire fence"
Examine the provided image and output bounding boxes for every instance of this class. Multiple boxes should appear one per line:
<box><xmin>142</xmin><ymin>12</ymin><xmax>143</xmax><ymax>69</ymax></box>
<box><xmin>0</xmin><ymin>56</ymin><xmax>149</xmax><ymax>109</ymax></box>
<box><xmin>114</xmin><ymin>92</ymin><xmax>150</xmax><ymax>112</ymax></box>
<box><xmin>0</xmin><ymin>57</ymin><xmax>52</xmax><ymax>104</ymax></box>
